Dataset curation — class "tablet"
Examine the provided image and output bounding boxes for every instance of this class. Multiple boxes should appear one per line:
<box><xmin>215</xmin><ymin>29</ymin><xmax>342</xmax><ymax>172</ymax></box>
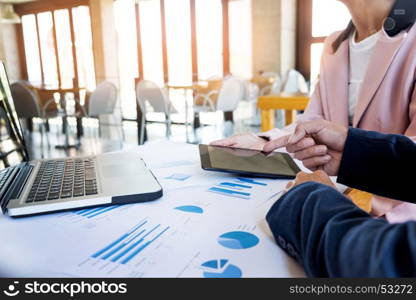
<box><xmin>199</xmin><ymin>144</ymin><xmax>301</xmax><ymax>179</ymax></box>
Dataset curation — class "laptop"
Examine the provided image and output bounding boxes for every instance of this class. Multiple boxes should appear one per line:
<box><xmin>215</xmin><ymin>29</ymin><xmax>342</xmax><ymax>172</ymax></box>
<box><xmin>0</xmin><ymin>62</ymin><xmax>162</xmax><ymax>217</ymax></box>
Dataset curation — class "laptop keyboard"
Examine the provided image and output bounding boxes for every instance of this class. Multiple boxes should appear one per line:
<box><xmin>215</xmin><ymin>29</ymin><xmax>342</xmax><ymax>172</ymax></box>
<box><xmin>26</xmin><ymin>158</ymin><xmax>99</xmax><ymax>203</ymax></box>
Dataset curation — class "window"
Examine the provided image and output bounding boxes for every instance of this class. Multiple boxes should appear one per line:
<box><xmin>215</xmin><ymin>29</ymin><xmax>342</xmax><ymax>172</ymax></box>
<box><xmin>21</xmin><ymin>15</ymin><xmax>42</xmax><ymax>84</ymax></box>
<box><xmin>229</xmin><ymin>0</ymin><xmax>252</xmax><ymax>79</ymax></box>
<box><xmin>297</xmin><ymin>0</ymin><xmax>350</xmax><ymax>85</ymax></box>
<box><xmin>18</xmin><ymin>2</ymin><xmax>96</xmax><ymax>91</ymax></box>
<box><xmin>54</xmin><ymin>9</ymin><xmax>75</xmax><ymax>89</ymax></box>
<box><xmin>114</xmin><ymin>0</ymin><xmax>253</xmax><ymax>120</ymax></box>
<box><xmin>114</xmin><ymin>0</ymin><xmax>138</xmax><ymax>120</ymax></box>
<box><xmin>139</xmin><ymin>0</ymin><xmax>164</xmax><ymax>86</ymax></box>
<box><xmin>165</xmin><ymin>0</ymin><xmax>192</xmax><ymax>86</ymax></box>
<box><xmin>195</xmin><ymin>0</ymin><xmax>223</xmax><ymax>80</ymax></box>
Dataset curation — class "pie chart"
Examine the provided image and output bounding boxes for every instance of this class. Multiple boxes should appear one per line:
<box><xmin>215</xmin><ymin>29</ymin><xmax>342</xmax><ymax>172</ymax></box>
<box><xmin>174</xmin><ymin>205</ymin><xmax>204</xmax><ymax>214</ymax></box>
<box><xmin>201</xmin><ymin>259</ymin><xmax>242</xmax><ymax>278</ymax></box>
<box><xmin>218</xmin><ymin>231</ymin><xmax>259</xmax><ymax>249</ymax></box>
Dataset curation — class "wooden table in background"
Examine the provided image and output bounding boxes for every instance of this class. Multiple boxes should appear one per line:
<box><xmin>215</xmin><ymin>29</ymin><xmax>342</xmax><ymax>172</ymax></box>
<box><xmin>34</xmin><ymin>85</ymin><xmax>86</xmax><ymax>147</ymax></box>
<box><xmin>257</xmin><ymin>93</ymin><xmax>310</xmax><ymax>132</ymax></box>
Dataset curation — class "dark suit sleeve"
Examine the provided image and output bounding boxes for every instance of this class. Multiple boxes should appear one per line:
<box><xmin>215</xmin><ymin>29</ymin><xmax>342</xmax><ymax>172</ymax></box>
<box><xmin>266</xmin><ymin>182</ymin><xmax>416</xmax><ymax>277</ymax></box>
<box><xmin>337</xmin><ymin>128</ymin><xmax>416</xmax><ymax>202</ymax></box>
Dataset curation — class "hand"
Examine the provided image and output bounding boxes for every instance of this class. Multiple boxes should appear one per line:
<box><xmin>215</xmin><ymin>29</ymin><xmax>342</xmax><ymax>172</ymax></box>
<box><xmin>263</xmin><ymin>120</ymin><xmax>348</xmax><ymax>175</ymax></box>
<box><xmin>285</xmin><ymin>170</ymin><xmax>336</xmax><ymax>192</ymax></box>
<box><xmin>210</xmin><ymin>133</ymin><xmax>267</xmax><ymax>151</ymax></box>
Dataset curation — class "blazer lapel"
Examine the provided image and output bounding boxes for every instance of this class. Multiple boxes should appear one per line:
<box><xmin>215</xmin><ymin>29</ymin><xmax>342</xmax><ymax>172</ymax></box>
<box><xmin>322</xmin><ymin>39</ymin><xmax>350</xmax><ymax>127</ymax></box>
<box><xmin>353</xmin><ymin>31</ymin><xmax>407</xmax><ymax>127</ymax></box>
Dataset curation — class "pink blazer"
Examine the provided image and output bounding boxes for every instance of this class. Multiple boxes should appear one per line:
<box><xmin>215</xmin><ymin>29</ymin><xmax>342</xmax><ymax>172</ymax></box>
<box><xmin>307</xmin><ymin>25</ymin><xmax>416</xmax><ymax>223</ymax></box>
<box><xmin>266</xmin><ymin>24</ymin><xmax>416</xmax><ymax>222</ymax></box>
<box><xmin>308</xmin><ymin>25</ymin><xmax>416</xmax><ymax>137</ymax></box>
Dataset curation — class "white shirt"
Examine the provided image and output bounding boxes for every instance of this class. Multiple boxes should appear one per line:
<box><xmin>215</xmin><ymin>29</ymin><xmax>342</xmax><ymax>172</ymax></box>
<box><xmin>348</xmin><ymin>31</ymin><xmax>380</xmax><ymax>124</ymax></box>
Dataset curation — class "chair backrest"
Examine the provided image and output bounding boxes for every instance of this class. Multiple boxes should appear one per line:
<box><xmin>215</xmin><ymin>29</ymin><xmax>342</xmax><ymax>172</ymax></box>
<box><xmin>241</xmin><ymin>80</ymin><xmax>259</xmax><ymax>102</ymax></box>
<box><xmin>88</xmin><ymin>81</ymin><xmax>118</xmax><ymax>117</ymax></box>
<box><xmin>216</xmin><ymin>77</ymin><xmax>245</xmax><ymax>112</ymax></box>
<box><xmin>10</xmin><ymin>81</ymin><xmax>42</xmax><ymax>118</ymax></box>
<box><xmin>136</xmin><ymin>80</ymin><xmax>175</xmax><ymax>115</ymax></box>
<box><xmin>271</xmin><ymin>76</ymin><xmax>283</xmax><ymax>94</ymax></box>
<box><xmin>282</xmin><ymin>69</ymin><xmax>309</xmax><ymax>94</ymax></box>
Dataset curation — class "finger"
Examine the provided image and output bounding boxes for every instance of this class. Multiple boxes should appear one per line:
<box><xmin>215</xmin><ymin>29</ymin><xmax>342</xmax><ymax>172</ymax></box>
<box><xmin>314</xmin><ymin>169</ymin><xmax>328</xmax><ymax>177</ymax></box>
<box><xmin>210</xmin><ymin>138</ymin><xmax>236</xmax><ymax>147</ymax></box>
<box><xmin>285</xmin><ymin>180</ymin><xmax>294</xmax><ymax>190</ymax></box>
<box><xmin>296</xmin><ymin>171</ymin><xmax>308</xmax><ymax>179</ymax></box>
<box><xmin>302</xmin><ymin>155</ymin><xmax>331</xmax><ymax>170</ymax></box>
<box><xmin>286</xmin><ymin>137</ymin><xmax>316</xmax><ymax>153</ymax></box>
<box><xmin>263</xmin><ymin>134</ymin><xmax>291</xmax><ymax>152</ymax></box>
<box><xmin>288</xmin><ymin>120</ymin><xmax>327</xmax><ymax>144</ymax></box>
<box><xmin>284</xmin><ymin>180</ymin><xmax>295</xmax><ymax>193</ymax></box>
<box><xmin>293</xmin><ymin>145</ymin><xmax>328</xmax><ymax>161</ymax></box>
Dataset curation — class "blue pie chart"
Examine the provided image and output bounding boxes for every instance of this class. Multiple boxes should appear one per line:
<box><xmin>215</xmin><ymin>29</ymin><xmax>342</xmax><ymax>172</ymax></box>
<box><xmin>201</xmin><ymin>259</ymin><xmax>242</xmax><ymax>278</ymax></box>
<box><xmin>218</xmin><ymin>231</ymin><xmax>259</xmax><ymax>249</ymax></box>
<box><xmin>174</xmin><ymin>205</ymin><xmax>203</xmax><ymax>214</ymax></box>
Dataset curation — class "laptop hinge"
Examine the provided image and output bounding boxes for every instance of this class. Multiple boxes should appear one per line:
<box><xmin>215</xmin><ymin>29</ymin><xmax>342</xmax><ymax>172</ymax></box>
<box><xmin>0</xmin><ymin>163</ymin><xmax>33</xmax><ymax>214</ymax></box>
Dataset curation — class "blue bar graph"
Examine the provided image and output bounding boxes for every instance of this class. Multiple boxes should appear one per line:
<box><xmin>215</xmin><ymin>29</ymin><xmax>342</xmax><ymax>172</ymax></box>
<box><xmin>73</xmin><ymin>205</ymin><xmax>121</xmax><ymax>219</ymax></box>
<box><xmin>105</xmin><ymin>224</ymin><xmax>160</xmax><ymax>262</ymax></box>
<box><xmin>121</xmin><ymin>226</ymin><xmax>170</xmax><ymax>265</ymax></box>
<box><xmin>219</xmin><ymin>182</ymin><xmax>252</xmax><ymax>190</ymax></box>
<box><xmin>208</xmin><ymin>187</ymin><xmax>251</xmax><ymax>200</ymax></box>
<box><xmin>101</xmin><ymin>229</ymin><xmax>146</xmax><ymax>260</ymax></box>
<box><xmin>90</xmin><ymin>221</ymin><xmax>170</xmax><ymax>266</ymax></box>
<box><xmin>80</xmin><ymin>207</ymin><xmax>109</xmax><ymax>217</ymax></box>
<box><xmin>74</xmin><ymin>208</ymin><xmax>91</xmax><ymax>215</ymax></box>
<box><xmin>91</xmin><ymin>220</ymin><xmax>147</xmax><ymax>258</ymax></box>
<box><xmin>236</xmin><ymin>178</ymin><xmax>267</xmax><ymax>186</ymax></box>
<box><xmin>87</xmin><ymin>206</ymin><xmax>120</xmax><ymax>218</ymax></box>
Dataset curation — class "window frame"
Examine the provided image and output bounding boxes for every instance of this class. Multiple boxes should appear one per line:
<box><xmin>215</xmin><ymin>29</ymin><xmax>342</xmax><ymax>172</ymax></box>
<box><xmin>133</xmin><ymin>0</ymin><xmax>231</xmax><ymax>85</ymax></box>
<box><xmin>15</xmin><ymin>0</ymin><xmax>94</xmax><ymax>90</ymax></box>
<box><xmin>296</xmin><ymin>0</ymin><xmax>332</xmax><ymax>81</ymax></box>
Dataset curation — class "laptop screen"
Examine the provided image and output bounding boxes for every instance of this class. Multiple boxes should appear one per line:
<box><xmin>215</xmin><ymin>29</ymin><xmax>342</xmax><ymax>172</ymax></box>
<box><xmin>0</xmin><ymin>62</ymin><xmax>29</xmax><ymax>162</ymax></box>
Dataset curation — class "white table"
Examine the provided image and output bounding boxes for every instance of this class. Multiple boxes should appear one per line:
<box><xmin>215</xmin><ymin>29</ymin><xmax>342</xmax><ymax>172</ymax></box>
<box><xmin>0</xmin><ymin>141</ymin><xmax>305</xmax><ymax>278</ymax></box>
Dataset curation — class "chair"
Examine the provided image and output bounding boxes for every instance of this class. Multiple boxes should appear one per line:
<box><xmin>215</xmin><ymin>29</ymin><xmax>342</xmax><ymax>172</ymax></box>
<box><xmin>193</xmin><ymin>76</ymin><xmax>245</xmax><ymax>125</ymax></box>
<box><xmin>10</xmin><ymin>81</ymin><xmax>56</xmax><ymax>157</ymax></box>
<box><xmin>251</xmin><ymin>72</ymin><xmax>282</xmax><ymax>96</ymax></box>
<box><xmin>85</xmin><ymin>81</ymin><xmax>119</xmax><ymax>140</ymax></box>
<box><xmin>193</xmin><ymin>77</ymin><xmax>223</xmax><ymax>106</ymax></box>
<box><xmin>136</xmin><ymin>80</ymin><xmax>178</xmax><ymax>145</ymax></box>
<box><xmin>282</xmin><ymin>69</ymin><xmax>309</xmax><ymax>94</ymax></box>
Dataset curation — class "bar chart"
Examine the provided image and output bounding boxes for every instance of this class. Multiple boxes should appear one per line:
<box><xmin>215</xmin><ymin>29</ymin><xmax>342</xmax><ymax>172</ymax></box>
<box><xmin>207</xmin><ymin>177</ymin><xmax>268</xmax><ymax>200</ymax></box>
<box><xmin>90</xmin><ymin>219</ymin><xmax>170</xmax><ymax>265</ymax></box>
<box><xmin>72</xmin><ymin>205</ymin><xmax>122</xmax><ymax>219</ymax></box>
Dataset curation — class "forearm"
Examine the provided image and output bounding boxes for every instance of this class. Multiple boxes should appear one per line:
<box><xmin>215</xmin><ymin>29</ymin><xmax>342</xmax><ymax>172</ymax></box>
<box><xmin>266</xmin><ymin>183</ymin><xmax>416</xmax><ymax>277</ymax></box>
<box><xmin>337</xmin><ymin>128</ymin><xmax>416</xmax><ymax>203</ymax></box>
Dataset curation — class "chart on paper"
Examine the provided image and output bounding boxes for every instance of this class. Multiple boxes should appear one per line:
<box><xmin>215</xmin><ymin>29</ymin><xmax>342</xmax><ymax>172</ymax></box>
<box><xmin>68</xmin><ymin>212</ymin><xmax>207</xmax><ymax>277</ymax></box>
<box><xmin>50</xmin><ymin>205</ymin><xmax>133</xmax><ymax>230</ymax></box>
<box><xmin>207</xmin><ymin>177</ymin><xmax>270</xmax><ymax>200</ymax></box>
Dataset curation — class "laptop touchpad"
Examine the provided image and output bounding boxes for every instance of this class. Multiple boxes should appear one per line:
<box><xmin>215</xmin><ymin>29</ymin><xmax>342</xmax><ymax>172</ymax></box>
<box><xmin>101</xmin><ymin>163</ymin><xmax>141</xmax><ymax>178</ymax></box>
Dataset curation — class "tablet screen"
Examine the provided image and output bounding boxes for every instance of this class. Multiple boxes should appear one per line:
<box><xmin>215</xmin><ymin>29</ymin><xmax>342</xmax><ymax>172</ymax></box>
<box><xmin>199</xmin><ymin>145</ymin><xmax>300</xmax><ymax>179</ymax></box>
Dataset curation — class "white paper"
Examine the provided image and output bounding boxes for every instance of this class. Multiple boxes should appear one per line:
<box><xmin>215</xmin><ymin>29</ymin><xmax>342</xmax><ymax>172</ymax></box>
<box><xmin>0</xmin><ymin>140</ymin><xmax>305</xmax><ymax>277</ymax></box>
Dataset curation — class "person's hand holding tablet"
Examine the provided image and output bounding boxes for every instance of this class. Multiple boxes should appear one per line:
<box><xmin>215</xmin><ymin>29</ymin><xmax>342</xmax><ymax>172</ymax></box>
<box><xmin>263</xmin><ymin>120</ymin><xmax>349</xmax><ymax>176</ymax></box>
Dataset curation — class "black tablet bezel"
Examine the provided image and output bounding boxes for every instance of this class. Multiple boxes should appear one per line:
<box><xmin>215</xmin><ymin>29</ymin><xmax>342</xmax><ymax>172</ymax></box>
<box><xmin>199</xmin><ymin>144</ymin><xmax>301</xmax><ymax>179</ymax></box>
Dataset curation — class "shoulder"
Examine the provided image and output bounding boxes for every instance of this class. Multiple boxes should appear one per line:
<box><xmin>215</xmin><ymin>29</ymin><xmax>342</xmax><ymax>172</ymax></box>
<box><xmin>322</xmin><ymin>30</ymin><xmax>346</xmax><ymax>55</ymax></box>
